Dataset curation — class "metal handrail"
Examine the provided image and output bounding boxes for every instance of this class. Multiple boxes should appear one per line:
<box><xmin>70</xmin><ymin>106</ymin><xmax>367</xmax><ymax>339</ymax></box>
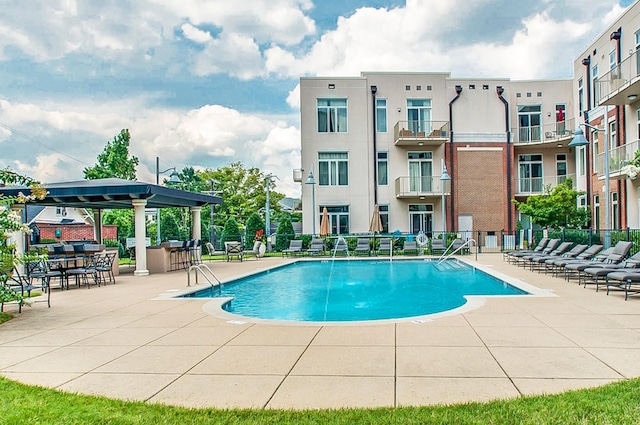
<box><xmin>187</xmin><ymin>263</ymin><xmax>222</xmax><ymax>288</ymax></box>
<box><xmin>438</xmin><ymin>239</ymin><xmax>477</xmax><ymax>264</ymax></box>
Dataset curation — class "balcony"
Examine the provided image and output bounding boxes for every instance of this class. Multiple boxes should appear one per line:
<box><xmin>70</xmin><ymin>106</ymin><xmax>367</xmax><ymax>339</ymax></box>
<box><xmin>514</xmin><ymin>173</ymin><xmax>577</xmax><ymax>196</ymax></box>
<box><xmin>513</xmin><ymin>119</ymin><xmax>575</xmax><ymax>147</ymax></box>
<box><xmin>597</xmin><ymin>50</ymin><xmax>640</xmax><ymax>105</ymax></box>
<box><xmin>393</xmin><ymin>121</ymin><xmax>449</xmax><ymax>146</ymax></box>
<box><xmin>395</xmin><ymin>175</ymin><xmax>449</xmax><ymax>199</ymax></box>
<box><xmin>595</xmin><ymin>139</ymin><xmax>640</xmax><ymax>180</ymax></box>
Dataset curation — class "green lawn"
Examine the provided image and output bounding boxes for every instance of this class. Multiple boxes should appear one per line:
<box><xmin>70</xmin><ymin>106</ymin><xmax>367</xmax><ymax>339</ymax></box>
<box><xmin>0</xmin><ymin>376</ymin><xmax>639</xmax><ymax>424</ymax></box>
<box><xmin>0</xmin><ymin>312</ymin><xmax>12</xmax><ymax>324</ymax></box>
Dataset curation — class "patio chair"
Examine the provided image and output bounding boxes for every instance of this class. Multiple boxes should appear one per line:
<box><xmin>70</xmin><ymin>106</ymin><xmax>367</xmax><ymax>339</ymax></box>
<box><xmin>524</xmin><ymin>241</ymin><xmax>573</xmax><ymax>271</ymax></box>
<box><xmin>282</xmin><ymin>240</ymin><xmax>303</xmax><ymax>257</ymax></box>
<box><xmin>96</xmin><ymin>252</ymin><xmax>117</xmax><ymax>284</ymax></box>
<box><xmin>306</xmin><ymin>239</ymin><xmax>326</xmax><ymax>256</ymax></box>
<box><xmin>551</xmin><ymin>244</ymin><xmax>603</xmax><ymax>276</ymax></box>
<box><xmin>2</xmin><ymin>266</ymin><xmax>44</xmax><ymax>312</ymax></box>
<box><xmin>430</xmin><ymin>238</ymin><xmax>445</xmax><ymax>254</ymax></box>
<box><xmin>513</xmin><ymin>239</ymin><xmax>561</xmax><ymax>267</ymax></box>
<box><xmin>332</xmin><ymin>238</ymin><xmax>349</xmax><ymax>256</ymax></box>
<box><xmin>243</xmin><ymin>241</ymin><xmax>263</xmax><ymax>260</ymax></box>
<box><xmin>66</xmin><ymin>253</ymin><xmax>100</xmax><ymax>288</ymax></box>
<box><xmin>504</xmin><ymin>237</ymin><xmax>550</xmax><ymax>263</ymax></box>
<box><xmin>564</xmin><ymin>241</ymin><xmax>633</xmax><ymax>282</ymax></box>
<box><xmin>205</xmin><ymin>242</ymin><xmax>225</xmax><ymax>259</ymax></box>
<box><xmin>225</xmin><ymin>241</ymin><xmax>243</xmax><ymax>262</ymax></box>
<box><xmin>605</xmin><ymin>271</ymin><xmax>640</xmax><ymax>299</ymax></box>
<box><xmin>580</xmin><ymin>250</ymin><xmax>640</xmax><ymax>289</ymax></box>
<box><xmin>378</xmin><ymin>238</ymin><xmax>393</xmax><ymax>256</ymax></box>
<box><xmin>404</xmin><ymin>240</ymin><xmax>418</xmax><ymax>255</ymax></box>
<box><xmin>543</xmin><ymin>244</ymin><xmax>589</xmax><ymax>275</ymax></box>
<box><xmin>354</xmin><ymin>238</ymin><xmax>371</xmax><ymax>256</ymax></box>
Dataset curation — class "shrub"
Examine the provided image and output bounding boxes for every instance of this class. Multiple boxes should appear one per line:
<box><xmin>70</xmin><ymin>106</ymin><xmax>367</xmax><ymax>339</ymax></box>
<box><xmin>244</xmin><ymin>213</ymin><xmax>265</xmax><ymax>244</ymax></box>
<box><xmin>275</xmin><ymin>215</ymin><xmax>295</xmax><ymax>251</ymax></box>
<box><xmin>221</xmin><ymin>217</ymin><xmax>242</xmax><ymax>244</ymax></box>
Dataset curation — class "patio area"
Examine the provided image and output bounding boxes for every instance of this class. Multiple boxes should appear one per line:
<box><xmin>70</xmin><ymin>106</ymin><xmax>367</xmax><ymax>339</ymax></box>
<box><xmin>1</xmin><ymin>253</ymin><xmax>639</xmax><ymax>410</ymax></box>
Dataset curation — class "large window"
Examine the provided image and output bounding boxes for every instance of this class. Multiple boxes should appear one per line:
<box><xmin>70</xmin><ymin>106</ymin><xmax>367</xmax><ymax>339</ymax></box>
<box><xmin>409</xmin><ymin>204</ymin><xmax>433</xmax><ymax>236</ymax></box>
<box><xmin>407</xmin><ymin>99</ymin><xmax>432</xmax><ymax>135</ymax></box>
<box><xmin>320</xmin><ymin>205</ymin><xmax>349</xmax><ymax>234</ymax></box>
<box><xmin>408</xmin><ymin>152</ymin><xmax>433</xmax><ymax>192</ymax></box>
<box><xmin>579</xmin><ymin>146</ymin><xmax>586</xmax><ymax>177</ymax></box>
<box><xmin>611</xmin><ymin>192</ymin><xmax>619</xmax><ymax>230</ymax></box>
<box><xmin>578</xmin><ymin>78</ymin><xmax>584</xmax><ymax>116</ymax></box>
<box><xmin>318</xmin><ymin>152</ymin><xmax>348</xmax><ymax>186</ymax></box>
<box><xmin>594</xmin><ymin>195</ymin><xmax>601</xmax><ymax>231</ymax></box>
<box><xmin>377</xmin><ymin>151</ymin><xmax>388</xmax><ymax>186</ymax></box>
<box><xmin>556</xmin><ymin>154</ymin><xmax>567</xmax><ymax>184</ymax></box>
<box><xmin>592</xmin><ymin>129</ymin><xmax>599</xmax><ymax>173</ymax></box>
<box><xmin>592</xmin><ymin>64</ymin><xmax>598</xmax><ymax>109</ymax></box>
<box><xmin>518</xmin><ymin>154</ymin><xmax>543</xmax><ymax>193</ymax></box>
<box><xmin>379</xmin><ymin>205</ymin><xmax>389</xmax><ymax>234</ymax></box>
<box><xmin>317</xmin><ymin>98</ymin><xmax>347</xmax><ymax>133</ymax></box>
<box><xmin>555</xmin><ymin>104</ymin><xmax>566</xmax><ymax>134</ymax></box>
<box><xmin>609</xmin><ymin>120</ymin><xmax>617</xmax><ymax>150</ymax></box>
<box><xmin>518</xmin><ymin>105</ymin><xmax>541</xmax><ymax>142</ymax></box>
<box><xmin>376</xmin><ymin>99</ymin><xmax>387</xmax><ymax>132</ymax></box>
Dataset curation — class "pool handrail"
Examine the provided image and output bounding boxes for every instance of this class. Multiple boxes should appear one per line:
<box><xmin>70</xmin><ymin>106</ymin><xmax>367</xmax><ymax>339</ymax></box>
<box><xmin>187</xmin><ymin>263</ymin><xmax>222</xmax><ymax>289</ymax></box>
<box><xmin>437</xmin><ymin>239</ymin><xmax>477</xmax><ymax>264</ymax></box>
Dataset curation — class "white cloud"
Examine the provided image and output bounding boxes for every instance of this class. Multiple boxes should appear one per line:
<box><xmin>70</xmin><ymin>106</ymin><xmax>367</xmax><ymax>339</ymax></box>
<box><xmin>181</xmin><ymin>23</ymin><xmax>212</xmax><ymax>44</ymax></box>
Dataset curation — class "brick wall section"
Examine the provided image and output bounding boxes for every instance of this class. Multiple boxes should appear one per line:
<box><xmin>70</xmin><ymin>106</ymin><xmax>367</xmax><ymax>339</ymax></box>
<box><xmin>454</xmin><ymin>147</ymin><xmax>506</xmax><ymax>233</ymax></box>
<box><xmin>38</xmin><ymin>223</ymin><xmax>117</xmax><ymax>242</ymax></box>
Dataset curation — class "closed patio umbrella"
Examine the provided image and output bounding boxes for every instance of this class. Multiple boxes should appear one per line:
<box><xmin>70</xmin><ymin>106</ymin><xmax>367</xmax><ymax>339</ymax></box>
<box><xmin>369</xmin><ymin>204</ymin><xmax>383</xmax><ymax>233</ymax></box>
<box><xmin>320</xmin><ymin>207</ymin><xmax>331</xmax><ymax>236</ymax></box>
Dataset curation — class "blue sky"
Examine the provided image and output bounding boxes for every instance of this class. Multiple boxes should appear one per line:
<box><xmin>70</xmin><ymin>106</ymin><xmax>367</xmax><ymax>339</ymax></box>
<box><xmin>0</xmin><ymin>0</ymin><xmax>634</xmax><ymax>196</ymax></box>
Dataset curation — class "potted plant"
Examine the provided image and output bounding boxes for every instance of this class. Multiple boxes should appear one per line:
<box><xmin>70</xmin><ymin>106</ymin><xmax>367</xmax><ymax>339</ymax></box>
<box><xmin>254</xmin><ymin>229</ymin><xmax>267</xmax><ymax>257</ymax></box>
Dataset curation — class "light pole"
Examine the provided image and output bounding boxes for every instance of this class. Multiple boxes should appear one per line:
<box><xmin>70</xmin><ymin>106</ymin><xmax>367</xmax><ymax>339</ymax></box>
<box><xmin>155</xmin><ymin>156</ymin><xmax>181</xmax><ymax>245</ymax></box>
<box><xmin>208</xmin><ymin>180</ymin><xmax>218</xmax><ymax>248</ymax></box>
<box><xmin>570</xmin><ymin>112</ymin><xmax>610</xmax><ymax>248</ymax></box>
<box><xmin>440</xmin><ymin>160</ymin><xmax>451</xmax><ymax>239</ymax></box>
<box><xmin>305</xmin><ymin>171</ymin><xmax>316</xmax><ymax>236</ymax></box>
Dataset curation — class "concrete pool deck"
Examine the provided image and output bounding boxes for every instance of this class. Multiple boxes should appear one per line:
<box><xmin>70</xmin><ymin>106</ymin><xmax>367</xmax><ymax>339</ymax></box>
<box><xmin>1</xmin><ymin>253</ymin><xmax>639</xmax><ymax>409</ymax></box>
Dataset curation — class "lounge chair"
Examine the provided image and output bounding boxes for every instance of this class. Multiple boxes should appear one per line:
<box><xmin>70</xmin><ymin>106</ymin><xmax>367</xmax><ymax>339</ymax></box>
<box><xmin>378</xmin><ymin>238</ymin><xmax>393</xmax><ymax>256</ymax></box>
<box><xmin>513</xmin><ymin>239</ymin><xmax>561</xmax><ymax>267</ymax></box>
<box><xmin>551</xmin><ymin>244</ymin><xmax>604</xmax><ymax>276</ymax></box>
<box><xmin>564</xmin><ymin>241</ymin><xmax>633</xmax><ymax>282</ymax></box>
<box><xmin>243</xmin><ymin>241</ymin><xmax>263</xmax><ymax>260</ymax></box>
<box><xmin>580</xmin><ymin>251</ymin><xmax>640</xmax><ymax>289</ymax></box>
<box><xmin>282</xmin><ymin>240</ymin><xmax>303</xmax><ymax>256</ymax></box>
<box><xmin>306</xmin><ymin>239</ymin><xmax>325</xmax><ymax>256</ymax></box>
<box><xmin>430</xmin><ymin>238</ymin><xmax>445</xmax><ymax>254</ymax></box>
<box><xmin>332</xmin><ymin>238</ymin><xmax>349</xmax><ymax>256</ymax></box>
<box><xmin>224</xmin><ymin>241</ymin><xmax>243</xmax><ymax>262</ymax></box>
<box><xmin>605</xmin><ymin>271</ymin><xmax>640</xmax><ymax>299</ymax></box>
<box><xmin>504</xmin><ymin>237</ymin><xmax>550</xmax><ymax>263</ymax></box>
<box><xmin>543</xmin><ymin>244</ymin><xmax>589</xmax><ymax>275</ymax></box>
<box><xmin>404</xmin><ymin>240</ymin><xmax>418</xmax><ymax>255</ymax></box>
<box><xmin>524</xmin><ymin>241</ymin><xmax>573</xmax><ymax>271</ymax></box>
<box><xmin>205</xmin><ymin>242</ymin><xmax>225</xmax><ymax>259</ymax></box>
<box><xmin>354</xmin><ymin>238</ymin><xmax>371</xmax><ymax>256</ymax></box>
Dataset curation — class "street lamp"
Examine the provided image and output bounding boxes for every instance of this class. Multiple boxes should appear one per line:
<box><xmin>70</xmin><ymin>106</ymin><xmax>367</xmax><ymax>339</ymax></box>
<box><xmin>208</xmin><ymin>180</ymin><xmax>219</xmax><ymax>248</ymax></box>
<box><xmin>440</xmin><ymin>161</ymin><xmax>451</xmax><ymax>239</ymax></box>
<box><xmin>305</xmin><ymin>171</ymin><xmax>316</xmax><ymax>236</ymax></box>
<box><xmin>264</xmin><ymin>174</ymin><xmax>277</xmax><ymax>252</ymax></box>
<box><xmin>570</xmin><ymin>119</ymin><xmax>610</xmax><ymax>249</ymax></box>
<box><xmin>155</xmin><ymin>156</ymin><xmax>181</xmax><ymax>244</ymax></box>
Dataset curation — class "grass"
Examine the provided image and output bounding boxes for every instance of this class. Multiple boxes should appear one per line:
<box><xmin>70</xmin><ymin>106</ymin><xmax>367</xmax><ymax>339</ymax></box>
<box><xmin>0</xmin><ymin>376</ymin><xmax>639</xmax><ymax>424</ymax></box>
<box><xmin>0</xmin><ymin>312</ymin><xmax>13</xmax><ymax>324</ymax></box>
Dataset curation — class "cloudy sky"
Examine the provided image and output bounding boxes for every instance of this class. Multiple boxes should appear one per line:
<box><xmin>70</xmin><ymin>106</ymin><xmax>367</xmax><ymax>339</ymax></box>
<box><xmin>0</xmin><ymin>0</ymin><xmax>634</xmax><ymax>197</ymax></box>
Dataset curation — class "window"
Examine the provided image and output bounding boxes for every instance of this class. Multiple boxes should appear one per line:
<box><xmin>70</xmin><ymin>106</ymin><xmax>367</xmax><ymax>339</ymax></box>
<box><xmin>318</xmin><ymin>152</ymin><xmax>348</xmax><ymax>186</ymax></box>
<box><xmin>537</xmin><ymin>92</ymin><xmax>542</xmax><ymax>97</ymax></box>
<box><xmin>637</xmin><ymin>109</ymin><xmax>640</xmax><ymax>141</ymax></box>
<box><xmin>376</xmin><ymin>99</ymin><xmax>387</xmax><ymax>132</ymax></box>
<box><xmin>518</xmin><ymin>154</ymin><xmax>543</xmax><ymax>193</ymax></box>
<box><xmin>609</xmin><ymin>120</ymin><xmax>617</xmax><ymax>150</ymax></box>
<box><xmin>416</xmin><ymin>85</ymin><xmax>422</xmax><ymax>91</ymax></box>
<box><xmin>578</xmin><ymin>78</ymin><xmax>584</xmax><ymax>116</ymax></box>
<box><xmin>611</xmin><ymin>192</ymin><xmax>619</xmax><ymax>230</ymax></box>
<box><xmin>592</xmin><ymin>64</ymin><xmax>598</xmax><ymax>108</ymax></box>
<box><xmin>578</xmin><ymin>195</ymin><xmax>587</xmax><ymax>209</ymax></box>
<box><xmin>377</xmin><ymin>152</ymin><xmax>388</xmax><ymax>186</ymax></box>
<box><xmin>379</xmin><ymin>205</ymin><xmax>389</xmax><ymax>233</ymax></box>
<box><xmin>518</xmin><ymin>105</ymin><xmax>541</xmax><ymax>142</ymax></box>
<box><xmin>408</xmin><ymin>152</ymin><xmax>433</xmax><ymax>192</ymax></box>
<box><xmin>321</xmin><ymin>205</ymin><xmax>349</xmax><ymax>234</ymax></box>
<box><xmin>594</xmin><ymin>195</ymin><xmax>601</xmax><ymax>231</ymax></box>
<box><xmin>610</xmin><ymin>50</ymin><xmax>616</xmax><ymax>71</ymax></box>
<box><xmin>556</xmin><ymin>154</ymin><xmax>567</xmax><ymax>184</ymax></box>
<box><xmin>579</xmin><ymin>146</ymin><xmax>586</xmax><ymax>177</ymax></box>
<box><xmin>317</xmin><ymin>98</ymin><xmax>347</xmax><ymax>133</ymax></box>
<box><xmin>407</xmin><ymin>99</ymin><xmax>432</xmax><ymax>135</ymax></box>
<box><xmin>55</xmin><ymin>207</ymin><xmax>67</xmax><ymax>217</ymax></box>
<box><xmin>555</xmin><ymin>104</ymin><xmax>566</xmax><ymax>134</ymax></box>
<box><xmin>409</xmin><ymin>204</ymin><xmax>434</xmax><ymax>236</ymax></box>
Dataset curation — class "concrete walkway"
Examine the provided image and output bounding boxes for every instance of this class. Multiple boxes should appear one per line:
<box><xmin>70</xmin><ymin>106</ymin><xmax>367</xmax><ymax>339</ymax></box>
<box><xmin>1</xmin><ymin>254</ymin><xmax>639</xmax><ymax>410</ymax></box>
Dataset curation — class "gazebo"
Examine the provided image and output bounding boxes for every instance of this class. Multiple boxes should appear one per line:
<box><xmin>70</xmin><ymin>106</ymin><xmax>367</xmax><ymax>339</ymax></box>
<box><xmin>1</xmin><ymin>178</ymin><xmax>221</xmax><ymax>276</ymax></box>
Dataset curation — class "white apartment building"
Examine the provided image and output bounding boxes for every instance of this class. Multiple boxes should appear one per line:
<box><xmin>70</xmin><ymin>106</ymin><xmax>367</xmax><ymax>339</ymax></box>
<box><xmin>299</xmin><ymin>73</ymin><xmax>575</xmax><ymax>240</ymax></box>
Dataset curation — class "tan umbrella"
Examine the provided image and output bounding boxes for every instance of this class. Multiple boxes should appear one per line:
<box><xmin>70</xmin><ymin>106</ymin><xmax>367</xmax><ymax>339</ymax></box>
<box><xmin>369</xmin><ymin>204</ymin><xmax>383</xmax><ymax>233</ymax></box>
<box><xmin>320</xmin><ymin>207</ymin><xmax>331</xmax><ymax>236</ymax></box>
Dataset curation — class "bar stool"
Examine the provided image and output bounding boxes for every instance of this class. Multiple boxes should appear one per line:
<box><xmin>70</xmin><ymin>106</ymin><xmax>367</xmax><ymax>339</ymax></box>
<box><xmin>171</xmin><ymin>241</ymin><xmax>187</xmax><ymax>271</ymax></box>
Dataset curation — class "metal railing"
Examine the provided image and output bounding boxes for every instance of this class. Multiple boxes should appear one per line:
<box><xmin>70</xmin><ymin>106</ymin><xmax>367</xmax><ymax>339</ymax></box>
<box><xmin>395</xmin><ymin>175</ymin><xmax>449</xmax><ymax>198</ymax></box>
<box><xmin>597</xmin><ymin>49</ymin><xmax>640</xmax><ymax>104</ymax></box>
<box><xmin>513</xmin><ymin>119</ymin><xmax>575</xmax><ymax>144</ymax></box>
<box><xmin>515</xmin><ymin>173</ymin><xmax>576</xmax><ymax>195</ymax></box>
<box><xmin>595</xmin><ymin>139</ymin><xmax>640</xmax><ymax>176</ymax></box>
<box><xmin>393</xmin><ymin>120</ymin><xmax>450</xmax><ymax>141</ymax></box>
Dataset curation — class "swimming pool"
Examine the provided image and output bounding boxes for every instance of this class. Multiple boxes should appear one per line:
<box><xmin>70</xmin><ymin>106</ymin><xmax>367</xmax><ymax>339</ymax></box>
<box><xmin>182</xmin><ymin>259</ymin><xmax>529</xmax><ymax>322</ymax></box>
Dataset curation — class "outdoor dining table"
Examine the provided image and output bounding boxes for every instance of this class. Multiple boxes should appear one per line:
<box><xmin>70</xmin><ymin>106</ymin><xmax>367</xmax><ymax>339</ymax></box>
<box><xmin>46</xmin><ymin>257</ymin><xmax>90</xmax><ymax>289</ymax></box>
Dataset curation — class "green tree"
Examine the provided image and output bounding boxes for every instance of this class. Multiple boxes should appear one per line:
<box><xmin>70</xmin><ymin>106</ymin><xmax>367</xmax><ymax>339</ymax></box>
<box><xmin>244</xmin><ymin>212</ymin><xmax>265</xmax><ymax>244</ymax></box>
<box><xmin>221</xmin><ymin>217</ymin><xmax>242</xmax><ymax>244</ymax></box>
<box><xmin>83</xmin><ymin>129</ymin><xmax>139</xmax><ymax>180</ymax></box>
<box><xmin>275</xmin><ymin>214</ymin><xmax>295</xmax><ymax>251</ymax></box>
<box><xmin>512</xmin><ymin>178</ymin><xmax>590</xmax><ymax>229</ymax></box>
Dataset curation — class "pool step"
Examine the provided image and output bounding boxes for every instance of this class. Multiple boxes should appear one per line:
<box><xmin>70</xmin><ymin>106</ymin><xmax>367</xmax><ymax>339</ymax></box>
<box><xmin>434</xmin><ymin>260</ymin><xmax>466</xmax><ymax>271</ymax></box>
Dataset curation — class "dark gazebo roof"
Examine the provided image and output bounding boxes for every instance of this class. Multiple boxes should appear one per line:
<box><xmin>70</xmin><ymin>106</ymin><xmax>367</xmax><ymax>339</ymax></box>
<box><xmin>1</xmin><ymin>178</ymin><xmax>221</xmax><ymax>209</ymax></box>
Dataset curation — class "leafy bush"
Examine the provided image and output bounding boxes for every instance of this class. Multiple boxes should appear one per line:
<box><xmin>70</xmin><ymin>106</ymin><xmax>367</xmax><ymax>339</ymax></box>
<box><xmin>275</xmin><ymin>215</ymin><xmax>295</xmax><ymax>251</ymax></box>
<box><xmin>221</xmin><ymin>217</ymin><xmax>242</xmax><ymax>244</ymax></box>
<box><xmin>244</xmin><ymin>213</ymin><xmax>265</xmax><ymax>244</ymax></box>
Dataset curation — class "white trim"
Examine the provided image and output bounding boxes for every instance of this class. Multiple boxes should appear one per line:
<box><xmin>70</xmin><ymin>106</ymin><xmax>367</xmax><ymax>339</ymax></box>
<box><xmin>456</xmin><ymin>147</ymin><xmax>503</xmax><ymax>151</ymax></box>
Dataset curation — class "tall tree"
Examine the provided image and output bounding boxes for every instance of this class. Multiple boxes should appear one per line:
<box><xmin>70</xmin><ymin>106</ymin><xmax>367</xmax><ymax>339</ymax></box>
<box><xmin>512</xmin><ymin>178</ymin><xmax>590</xmax><ymax>229</ymax></box>
<box><xmin>84</xmin><ymin>129</ymin><xmax>139</xmax><ymax>180</ymax></box>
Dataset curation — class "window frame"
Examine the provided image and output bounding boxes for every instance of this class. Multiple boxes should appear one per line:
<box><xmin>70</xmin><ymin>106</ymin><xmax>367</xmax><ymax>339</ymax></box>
<box><xmin>317</xmin><ymin>98</ymin><xmax>348</xmax><ymax>133</ymax></box>
<box><xmin>318</xmin><ymin>152</ymin><xmax>349</xmax><ymax>186</ymax></box>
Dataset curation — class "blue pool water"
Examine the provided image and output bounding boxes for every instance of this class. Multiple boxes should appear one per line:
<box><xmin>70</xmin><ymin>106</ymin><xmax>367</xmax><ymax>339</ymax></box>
<box><xmin>183</xmin><ymin>260</ymin><xmax>528</xmax><ymax>322</ymax></box>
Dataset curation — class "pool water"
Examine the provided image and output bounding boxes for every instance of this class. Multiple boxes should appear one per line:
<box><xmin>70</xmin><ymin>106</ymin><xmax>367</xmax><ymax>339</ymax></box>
<box><xmin>183</xmin><ymin>259</ymin><xmax>528</xmax><ymax>322</ymax></box>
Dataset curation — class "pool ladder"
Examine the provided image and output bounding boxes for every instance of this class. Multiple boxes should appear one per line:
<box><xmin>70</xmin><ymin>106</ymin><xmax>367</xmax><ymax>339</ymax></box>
<box><xmin>437</xmin><ymin>239</ymin><xmax>477</xmax><ymax>264</ymax></box>
<box><xmin>187</xmin><ymin>263</ymin><xmax>222</xmax><ymax>290</ymax></box>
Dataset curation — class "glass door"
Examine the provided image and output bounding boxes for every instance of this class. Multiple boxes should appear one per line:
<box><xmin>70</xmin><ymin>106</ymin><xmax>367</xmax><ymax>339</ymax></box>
<box><xmin>407</xmin><ymin>99</ymin><xmax>431</xmax><ymax>135</ymax></box>
<box><xmin>409</xmin><ymin>205</ymin><xmax>433</xmax><ymax>235</ymax></box>
<box><xmin>408</xmin><ymin>152</ymin><xmax>433</xmax><ymax>192</ymax></box>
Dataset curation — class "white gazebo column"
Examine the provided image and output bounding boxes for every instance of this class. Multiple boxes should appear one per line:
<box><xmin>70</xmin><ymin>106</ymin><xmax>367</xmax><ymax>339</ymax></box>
<box><xmin>10</xmin><ymin>204</ymin><xmax>26</xmax><ymax>273</ymax></box>
<box><xmin>93</xmin><ymin>209</ymin><xmax>103</xmax><ymax>243</ymax></box>
<box><xmin>191</xmin><ymin>206</ymin><xmax>202</xmax><ymax>260</ymax></box>
<box><xmin>132</xmin><ymin>199</ymin><xmax>149</xmax><ymax>276</ymax></box>
<box><xmin>191</xmin><ymin>206</ymin><xmax>202</xmax><ymax>240</ymax></box>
